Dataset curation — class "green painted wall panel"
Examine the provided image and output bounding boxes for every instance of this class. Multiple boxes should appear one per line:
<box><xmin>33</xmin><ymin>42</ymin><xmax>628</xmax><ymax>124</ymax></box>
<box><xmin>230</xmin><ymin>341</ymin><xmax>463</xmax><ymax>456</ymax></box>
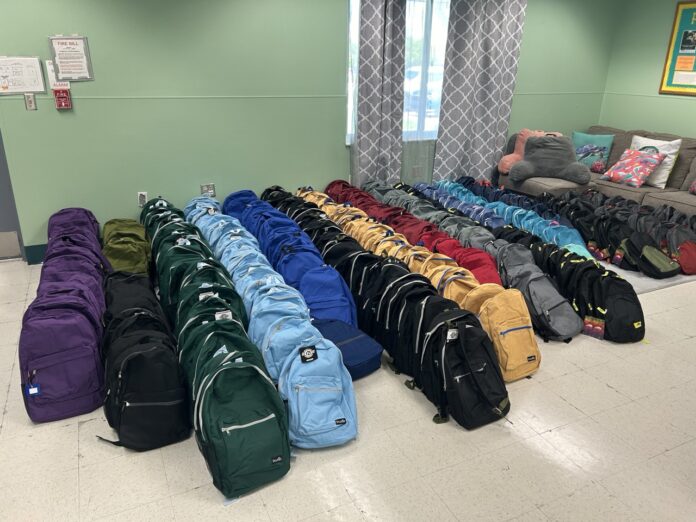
<box><xmin>600</xmin><ymin>0</ymin><xmax>696</xmax><ymax>137</ymax></box>
<box><xmin>509</xmin><ymin>93</ymin><xmax>605</xmax><ymax>136</ymax></box>
<box><xmin>0</xmin><ymin>0</ymin><xmax>349</xmax><ymax>249</ymax></box>
<box><xmin>509</xmin><ymin>0</ymin><xmax>621</xmax><ymax>135</ymax></box>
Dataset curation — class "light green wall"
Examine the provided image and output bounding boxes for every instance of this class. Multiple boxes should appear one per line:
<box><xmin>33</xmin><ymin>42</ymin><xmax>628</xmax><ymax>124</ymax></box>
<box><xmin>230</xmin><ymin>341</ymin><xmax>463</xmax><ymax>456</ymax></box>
<box><xmin>0</xmin><ymin>0</ymin><xmax>349</xmax><ymax>248</ymax></box>
<box><xmin>509</xmin><ymin>0</ymin><xmax>621</xmax><ymax>135</ymax></box>
<box><xmin>600</xmin><ymin>0</ymin><xmax>696</xmax><ymax>136</ymax></box>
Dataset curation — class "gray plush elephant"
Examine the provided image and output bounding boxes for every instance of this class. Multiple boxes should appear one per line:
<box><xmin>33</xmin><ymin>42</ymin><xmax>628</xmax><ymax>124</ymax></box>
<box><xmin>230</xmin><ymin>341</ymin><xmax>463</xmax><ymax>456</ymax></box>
<box><xmin>509</xmin><ymin>135</ymin><xmax>591</xmax><ymax>185</ymax></box>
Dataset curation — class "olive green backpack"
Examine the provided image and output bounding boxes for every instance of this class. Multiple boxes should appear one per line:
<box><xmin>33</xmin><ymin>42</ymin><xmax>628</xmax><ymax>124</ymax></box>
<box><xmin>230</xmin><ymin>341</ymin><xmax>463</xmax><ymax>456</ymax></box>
<box><xmin>102</xmin><ymin>219</ymin><xmax>151</xmax><ymax>274</ymax></box>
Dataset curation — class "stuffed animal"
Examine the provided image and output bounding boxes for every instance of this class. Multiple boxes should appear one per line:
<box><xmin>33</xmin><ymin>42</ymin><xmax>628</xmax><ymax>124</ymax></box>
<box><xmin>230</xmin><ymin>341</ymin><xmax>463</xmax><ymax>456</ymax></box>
<box><xmin>509</xmin><ymin>135</ymin><xmax>591</xmax><ymax>185</ymax></box>
<box><xmin>498</xmin><ymin>129</ymin><xmax>562</xmax><ymax>174</ymax></box>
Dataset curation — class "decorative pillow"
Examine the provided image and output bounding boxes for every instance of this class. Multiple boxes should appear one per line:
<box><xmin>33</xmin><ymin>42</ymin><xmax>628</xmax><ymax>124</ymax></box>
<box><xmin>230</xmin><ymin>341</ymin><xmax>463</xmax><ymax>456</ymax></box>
<box><xmin>601</xmin><ymin>149</ymin><xmax>666</xmax><ymax>188</ymax></box>
<box><xmin>690</xmin><ymin>180</ymin><xmax>696</xmax><ymax>195</ymax></box>
<box><xmin>630</xmin><ymin>135</ymin><xmax>682</xmax><ymax>189</ymax></box>
<box><xmin>572</xmin><ymin>131</ymin><xmax>614</xmax><ymax>173</ymax></box>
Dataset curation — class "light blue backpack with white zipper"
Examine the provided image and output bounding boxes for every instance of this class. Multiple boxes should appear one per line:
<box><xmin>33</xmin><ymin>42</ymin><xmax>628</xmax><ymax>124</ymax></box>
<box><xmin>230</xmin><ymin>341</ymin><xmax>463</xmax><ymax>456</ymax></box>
<box><xmin>277</xmin><ymin>329</ymin><xmax>358</xmax><ymax>449</ymax></box>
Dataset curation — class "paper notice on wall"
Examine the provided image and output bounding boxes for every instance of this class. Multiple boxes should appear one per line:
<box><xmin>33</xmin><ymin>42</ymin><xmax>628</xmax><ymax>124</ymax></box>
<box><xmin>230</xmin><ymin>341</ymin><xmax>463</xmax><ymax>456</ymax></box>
<box><xmin>49</xmin><ymin>36</ymin><xmax>93</xmax><ymax>81</ymax></box>
<box><xmin>45</xmin><ymin>60</ymin><xmax>70</xmax><ymax>90</ymax></box>
<box><xmin>0</xmin><ymin>56</ymin><xmax>45</xmax><ymax>95</ymax></box>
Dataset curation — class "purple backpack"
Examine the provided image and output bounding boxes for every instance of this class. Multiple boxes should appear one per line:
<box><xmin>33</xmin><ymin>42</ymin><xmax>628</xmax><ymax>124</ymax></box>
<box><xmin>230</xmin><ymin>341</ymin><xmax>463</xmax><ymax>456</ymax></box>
<box><xmin>19</xmin><ymin>207</ymin><xmax>108</xmax><ymax>423</ymax></box>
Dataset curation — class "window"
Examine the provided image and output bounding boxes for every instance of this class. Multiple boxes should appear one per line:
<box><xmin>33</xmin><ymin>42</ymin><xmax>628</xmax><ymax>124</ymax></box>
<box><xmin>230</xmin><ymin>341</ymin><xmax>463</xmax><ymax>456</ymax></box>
<box><xmin>345</xmin><ymin>0</ymin><xmax>450</xmax><ymax>144</ymax></box>
<box><xmin>403</xmin><ymin>0</ymin><xmax>450</xmax><ymax>142</ymax></box>
<box><xmin>346</xmin><ymin>0</ymin><xmax>360</xmax><ymax>145</ymax></box>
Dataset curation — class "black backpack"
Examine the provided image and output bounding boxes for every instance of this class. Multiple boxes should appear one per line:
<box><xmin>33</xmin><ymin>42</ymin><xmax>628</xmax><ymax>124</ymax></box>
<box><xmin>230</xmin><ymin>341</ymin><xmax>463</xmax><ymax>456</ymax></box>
<box><xmin>102</xmin><ymin>332</ymin><xmax>189</xmax><ymax>451</ymax></box>
<box><xmin>593</xmin><ymin>273</ymin><xmax>645</xmax><ymax>343</ymax></box>
<box><xmin>100</xmin><ymin>273</ymin><xmax>190</xmax><ymax>451</ymax></box>
<box><xmin>622</xmin><ymin>232</ymin><xmax>681</xmax><ymax>279</ymax></box>
<box><xmin>418</xmin><ymin>309</ymin><xmax>510</xmax><ymax>427</ymax></box>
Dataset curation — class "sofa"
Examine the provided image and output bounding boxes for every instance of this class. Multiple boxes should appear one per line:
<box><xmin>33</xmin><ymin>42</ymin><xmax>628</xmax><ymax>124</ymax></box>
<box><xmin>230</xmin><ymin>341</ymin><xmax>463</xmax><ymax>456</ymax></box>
<box><xmin>498</xmin><ymin>126</ymin><xmax>696</xmax><ymax>216</ymax></box>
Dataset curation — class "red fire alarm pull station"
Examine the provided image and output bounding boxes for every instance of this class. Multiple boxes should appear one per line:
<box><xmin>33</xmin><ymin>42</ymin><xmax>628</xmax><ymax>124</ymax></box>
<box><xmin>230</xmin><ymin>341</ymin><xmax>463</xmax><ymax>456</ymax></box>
<box><xmin>53</xmin><ymin>89</ymin><xmax>72</xmax><ymax>110</ymax></box>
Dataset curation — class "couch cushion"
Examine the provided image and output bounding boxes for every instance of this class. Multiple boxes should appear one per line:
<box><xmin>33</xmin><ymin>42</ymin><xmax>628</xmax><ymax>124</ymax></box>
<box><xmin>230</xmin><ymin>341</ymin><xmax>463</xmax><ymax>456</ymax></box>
<box><xmin>643</xmin><ymin>131</ymin><xmax>696</xmax><ymax>189</ymax></box>
<box><xmin>499</xmin><ymin>175</ymin><xmax>593</xmax><ymax>198</ymax></box>
<box><xmin>681</xmin><ymin>157</ymin><xmax>696</xmax><ymax>191</ymax></box>
<box><xmin>643</xmin><ymin>190</ymin><xmax>696</xmax><ymax>217</ymax></box>
<box><xmin>590</xmin><ymin>172</ymin><xmax>677</xmax><ymax>203</ymax></box>
<box><xmin>586</xmin><ymin>126</ymin><xmax>649</xmax><ymax>168</ymax></box>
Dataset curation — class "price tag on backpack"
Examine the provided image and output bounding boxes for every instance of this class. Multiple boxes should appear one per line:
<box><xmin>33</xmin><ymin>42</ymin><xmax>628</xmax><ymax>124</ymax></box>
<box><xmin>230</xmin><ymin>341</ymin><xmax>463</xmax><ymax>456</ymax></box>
<box><xmin>25</xmin><ymin>383</ymin><xmax>41</xmax><ymax>397</ymax></box>
<box><xmin>299</xmin><ymin>346</ymin><xmax>318</xmax><ymax>363</ymax></box>
<box><xmin>215</xmin><ymin>310</ymin><xmax>233</xmax><ymax>321</ymax></box>
<box><xmin>207</xmin><ymin>208</ymin><xmax>217</xmax><ymax>215</ymax></box>
<box><xmin>446</xmin><ymin>329</ymin><xmax>459</xmax><ymax>341</ymax></box>
<box><xmin>176</xmin><ymin>237</ymin><xmax>191</xmax><ymax>246</ymax></box>
<box><xmin>199</xmin><ymin>291</ymin><xmax>218</xmax><ymax>301</ymax></box>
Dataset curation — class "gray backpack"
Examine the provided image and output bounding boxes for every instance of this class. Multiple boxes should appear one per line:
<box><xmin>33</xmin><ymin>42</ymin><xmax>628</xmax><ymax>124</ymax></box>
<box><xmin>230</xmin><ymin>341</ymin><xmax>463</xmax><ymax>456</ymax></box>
<box><xmin>497</xmin><ymin>244</ymin><xmax>583</xmax><ymax>343</ymax></box>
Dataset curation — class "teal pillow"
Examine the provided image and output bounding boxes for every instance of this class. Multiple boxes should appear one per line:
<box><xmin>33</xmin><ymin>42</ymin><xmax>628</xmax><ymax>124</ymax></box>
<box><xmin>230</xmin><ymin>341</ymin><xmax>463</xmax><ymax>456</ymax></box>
<box><xmin>572</xmin><ymin>131</ymin><xmax>614</xmax><ymax>174</ymax></box>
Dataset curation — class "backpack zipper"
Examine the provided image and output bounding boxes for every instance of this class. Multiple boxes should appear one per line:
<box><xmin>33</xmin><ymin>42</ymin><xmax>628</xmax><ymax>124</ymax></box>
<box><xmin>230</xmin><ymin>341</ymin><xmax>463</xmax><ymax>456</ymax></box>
<box><xmin>124</xmin><ymin>399</ymin><xmax>184</xmax><ymax>408</ymax></box>
<box><xmin>221</xmin><ymin>412</ymin><xmax>276</xmax><ymax>433</ymax></box>
<box><xmin>500</xmin><ymin>325</ymin><xmax>532</xmax><ymax>336</ymax></box>
<box><xmin>453</xmin><ymin>362</ymin><xmax>486</xmax><ymax>382</ymax></box>
<box><xmin>414</xmin><ymin>296</ymin><xmax>431</xmax><ymax>353</ymax></box>
<box><xmin>333</xmin><ymin>334</ymin><xmax>366</xmax><ymax>347</ymax></box>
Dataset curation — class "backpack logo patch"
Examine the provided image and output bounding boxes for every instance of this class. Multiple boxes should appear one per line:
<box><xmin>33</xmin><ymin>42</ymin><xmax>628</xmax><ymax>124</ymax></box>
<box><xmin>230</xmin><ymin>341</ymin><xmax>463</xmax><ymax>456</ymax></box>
<box><xmin>300</xmin><ymin>346</ymin><xmax>317</xmax><ymax>363</ymax></box>
<box><xmin>271</xmin><ymin>455</ymin><xmax>283</xmax><ymax>464</ymax></box>
<box><xmin>633</xmin><ymin>321</ymin><xmax>642</xmax><ymax>329</ymax></box>
<box><xmin>527</xmin><ymin>355</ymin><xmax>537</xmax><ymax>362</ymax></box>
<box><xmin>215</xmin><ymin>310</ymin><xmax>233</xmax><ymax>321</ymax></box>
<box><xmin>335</xmin><ymin>418</ymin><xmax>347</xmax><ymax>426</ymax></box>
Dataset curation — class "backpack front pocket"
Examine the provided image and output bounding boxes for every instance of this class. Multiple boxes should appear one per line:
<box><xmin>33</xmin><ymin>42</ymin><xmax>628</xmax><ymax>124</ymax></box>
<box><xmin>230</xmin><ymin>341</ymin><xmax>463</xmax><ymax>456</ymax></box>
<box><xmin>26</xmin><ymin>345</ymin><xmax>101</xmax><ymax>403</ymax></box>
<box><xmin>293</xmin><ymin>377</ymin><xmax>347</xmax><ymax>436</ymax></box>
<box><xmin>494</xmin><ymin>320</ymin><xmax>538</xmax><ymax>376</ymax></box>
<box><xmin>220</xmin><ymin>412</ymin><xmax>287</xmax><ymax>477</ymax></box>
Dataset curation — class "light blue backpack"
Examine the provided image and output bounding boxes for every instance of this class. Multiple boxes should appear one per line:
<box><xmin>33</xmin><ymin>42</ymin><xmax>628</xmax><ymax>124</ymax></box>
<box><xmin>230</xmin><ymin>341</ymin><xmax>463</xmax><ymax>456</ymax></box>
<box><xmin>277</xmin><ymin>332</ymin><xmax>358</xmax><ymax>449</ymax></box>
<box><xmin>256</xmin><ymin>315</ymin><xmax>318</xmax><ymax>381</ymax></box>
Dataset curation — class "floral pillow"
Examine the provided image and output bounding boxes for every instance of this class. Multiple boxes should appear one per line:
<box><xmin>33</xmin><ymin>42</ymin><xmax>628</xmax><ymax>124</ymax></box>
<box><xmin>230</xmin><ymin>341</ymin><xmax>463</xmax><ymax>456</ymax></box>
<box><xmin>690</xmin><ymin>180</ymin><xmax>696</xmax><ymax>195</ymax></box>
<box><xmin>600</xmin><ymin>149</ymin><xmax>666</xmax><ymax>188</ymax></box>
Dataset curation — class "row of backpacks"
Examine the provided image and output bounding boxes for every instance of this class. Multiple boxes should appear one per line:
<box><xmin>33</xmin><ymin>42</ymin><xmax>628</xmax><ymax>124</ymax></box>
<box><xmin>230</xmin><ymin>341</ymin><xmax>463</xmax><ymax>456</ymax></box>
<box><xmin>183</xmin><ymin>195</ymin><xmax>359</xmax><ymax>449</ymax></box>
<box><xmin>140</xmin><ymin>198</ymin><xmax>292</xmax><ymax>498</ymax></box>
<box><xmin>218</xmin><ymin>190</ymin><xmax>383</xmax><ymax>379</ymax></box>
<box><xmin>100</xmin><ymin>271</ymin><xmax>190</xmax><ymax>451</ymax></box>
<box><xmin>364</xmin><ymin>182</ymin><xmax>584</xmax><ymax>343</ymax></box>
<box><xmin>536</xmin><ymin>189</ymin><xmax>696</xmax><ymax>277</ymax></box>
<box><xmin>409</xmin><ymin>183</ymin><xmax>646</xmax><ymax>343</ymax></box>
<box><xmin>19</xmin><ymin>208</ymin><xmax>109</xmax><ymax>423</ymax></box>
<box><xmin>433</xmin><ymin>180</ymin><xmax>592</xmax><ymax>259</ymax></box>
<box><xmin>327</xmin><ymin>181</ymin><xmax>541</xmax><ymax>381</ymax></box>
<box><xmin>457</xmin><ymin>176</ymin><xmax>558</xmax><ymax>222</ymax></box>
<box><xmin>260</xmin><ymin>186</ymin><xmax>511</xmax><ymax>429</ymax></box>
<box><xmin>323</xmin><ymin>180</ymin><xmax>541</xmax><ymax>382</ymax></box>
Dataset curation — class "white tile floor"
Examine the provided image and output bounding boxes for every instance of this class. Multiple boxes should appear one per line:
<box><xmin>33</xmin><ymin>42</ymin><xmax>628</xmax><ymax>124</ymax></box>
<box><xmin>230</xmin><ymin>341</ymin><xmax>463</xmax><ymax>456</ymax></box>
<box><xmin>1</xmin><ymin>257</ymin><xmax>695</xmax><ymax>521</ymax></box>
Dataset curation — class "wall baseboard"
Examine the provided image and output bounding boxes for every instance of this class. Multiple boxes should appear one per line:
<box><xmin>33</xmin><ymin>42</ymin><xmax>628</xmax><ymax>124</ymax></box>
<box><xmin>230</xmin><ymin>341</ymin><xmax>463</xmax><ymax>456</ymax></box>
<box><xmin>25</xmin><ymin>244</ymin><xmax>46</xmax><ymax>265</ymax></box>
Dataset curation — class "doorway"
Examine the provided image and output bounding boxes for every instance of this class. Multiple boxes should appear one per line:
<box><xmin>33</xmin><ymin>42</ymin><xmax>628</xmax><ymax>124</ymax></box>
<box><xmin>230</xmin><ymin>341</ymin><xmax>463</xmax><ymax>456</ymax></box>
<box><xmin>0</xmin><ymin>130</ymin><xmax>22</xmax><ymax>259</ymax></box>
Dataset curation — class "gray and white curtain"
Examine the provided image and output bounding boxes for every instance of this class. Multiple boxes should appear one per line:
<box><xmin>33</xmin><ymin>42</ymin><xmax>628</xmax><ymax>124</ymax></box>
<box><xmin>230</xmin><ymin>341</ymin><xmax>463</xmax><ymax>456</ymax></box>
<box><xmin>351</xmin><ymin>0</ymin><xmax>406</xmax><ymax>187</ymax></box>
<box><xmin>433</xmin><ymin>0</ymin><xmax>527</xmax><ymax>181</ymax></box>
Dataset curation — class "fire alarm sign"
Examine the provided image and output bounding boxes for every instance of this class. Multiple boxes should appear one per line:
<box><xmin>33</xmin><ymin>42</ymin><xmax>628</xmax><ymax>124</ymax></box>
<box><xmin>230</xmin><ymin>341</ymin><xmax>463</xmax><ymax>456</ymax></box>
<box><xmin>53</xmin><ymin>89</ymin><xmax>72</xmax><ymax>110</ymax></box>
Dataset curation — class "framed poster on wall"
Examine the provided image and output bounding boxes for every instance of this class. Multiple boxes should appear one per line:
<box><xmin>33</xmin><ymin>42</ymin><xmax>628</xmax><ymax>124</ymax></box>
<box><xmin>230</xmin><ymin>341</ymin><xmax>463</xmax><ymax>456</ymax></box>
<box><xmin>660</xmin><ymin>2</ymin><xmax>696</xmax><ymax>96</ymax></box>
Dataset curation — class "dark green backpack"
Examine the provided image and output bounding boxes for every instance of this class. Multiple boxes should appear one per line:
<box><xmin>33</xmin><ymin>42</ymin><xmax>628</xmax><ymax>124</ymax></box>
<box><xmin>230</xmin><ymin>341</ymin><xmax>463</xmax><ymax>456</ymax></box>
<box><xmin>193</xmin><ymin>351</ymin><xmax>290</xmax><ymax>498</ymax></box>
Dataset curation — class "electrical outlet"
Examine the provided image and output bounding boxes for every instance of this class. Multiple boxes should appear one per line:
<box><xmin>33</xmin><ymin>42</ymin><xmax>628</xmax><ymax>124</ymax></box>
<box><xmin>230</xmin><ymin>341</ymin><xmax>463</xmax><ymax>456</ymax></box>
<box><xmin>200</xmin><ymin>183</ymin><xmax>216</xmax><ymax>197</ymax></box>
<box><xmin>138</xmin><ymin>192</ymin><xmax>148</xmax><ymax>208</ymax></box>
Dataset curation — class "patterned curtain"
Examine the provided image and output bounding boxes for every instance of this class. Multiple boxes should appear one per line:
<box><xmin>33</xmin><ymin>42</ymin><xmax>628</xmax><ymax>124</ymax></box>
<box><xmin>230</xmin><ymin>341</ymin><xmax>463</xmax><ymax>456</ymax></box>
<box><xmin>351</xmin><ymin>0</ymin><xmax>406</xmax><ymax>188</ymax></box>
<box><xmin>433</xmin><ymin>0</ymin><xmax>527</xmax><ymax>181</ymax></box>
